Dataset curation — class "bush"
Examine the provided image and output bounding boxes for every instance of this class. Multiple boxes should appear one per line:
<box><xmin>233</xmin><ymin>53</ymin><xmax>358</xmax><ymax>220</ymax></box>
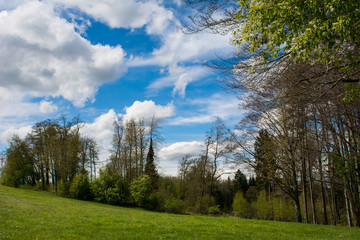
<box><xmin>58</xmin><ymin>180</ymin><xmax>71</xmax><ymax>197</ymax></box>
<box><xmin>69</xmin><ymin>174</ymin><xmax>93</xmax><ymax>200</ymax></box>
<box><xmin>130</xmin><ymin>174</ymin><xmax>153</xmax><ymax>207</ymax></box>
<box><xmin>208</xmin><ymin>205</ymin><xmax>221</xmax><ymax>215</ymax></box>
<box><xmin>256</xmin><ymin>190</ymin><xmax>273</xmax><ymax>220</ymax></box>
<box><xmin>233</xmin><ymin>191</ymin><xmax>252</xmax><ymax>218</ymax></box>
<box><xmin>193</xmin><ymin>194</ymin><xmax>215</xmax><ymax>214</ymax></box>
<box><xmin>163</xmin><ymin>197</ymin><xmax>184</xmax><ymax>214</ymax></box>
<box><xmin>92</xmin><ymin>166</ymin><xmax>130</xmax><ymax>205</ymax></box>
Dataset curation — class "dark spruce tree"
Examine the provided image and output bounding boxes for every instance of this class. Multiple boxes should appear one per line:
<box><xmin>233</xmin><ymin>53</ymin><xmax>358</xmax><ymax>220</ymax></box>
<box><xmin>144</xmin><ymin>138</ymin><xmax>159</xmax><ymax>188</ymax></box>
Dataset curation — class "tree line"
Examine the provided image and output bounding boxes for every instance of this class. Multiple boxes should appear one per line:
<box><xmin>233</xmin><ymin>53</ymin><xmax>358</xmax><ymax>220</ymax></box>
<box><xmin>184</xmin><ymin>0</ymin><xmax>360</xmax><ymax>227</ymax></box>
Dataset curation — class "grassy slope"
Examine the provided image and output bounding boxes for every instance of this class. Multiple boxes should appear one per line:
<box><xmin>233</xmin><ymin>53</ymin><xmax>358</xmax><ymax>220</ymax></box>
<box><xmin>0</xmin><ymin>186</ymin><xmax>359</xmax><ymax>240</ymax></box>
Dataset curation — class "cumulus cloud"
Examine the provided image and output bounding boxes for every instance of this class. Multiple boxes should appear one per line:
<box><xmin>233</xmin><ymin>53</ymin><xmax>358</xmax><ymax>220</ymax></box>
<box><xmin>39</xmin><ymin>100</ymin><xmax>58</xmax><ymax>114</ymax></box>
<box><xmin>158</xmin><ymin>141</ymin><xmax>203</xmax><ymax>161</ymax></box>
<box><xmin>48</xmin><ymin>0</ymin><xmax>175</xmax><ymax>35</ymax></box>
<box><xmin>157</xmin><ymin>141</ymin><xmax>203</xmax><ymax>175</ymax></box>
<box><xmin>0</xmin><ymin>125</ymin><xmax>33</xmax><ymax>144</ymax></box>
<box><xmin>0</xmin><ymin>1</ymin><xmax>126</xmax><ymax>107</ymax></box>
<box><xmin>123</xmin><ymin>100</ymin><xmax>175</xmax><ymax>123</ymax></box>
<box><xmin>0</xmin><ymin>87</ymin><xmax>39</xmax><ymax>118</ymax></box>
<box><xmin>81</xmin><ymin>109</ymin><xmax>118</xmax><ymax>163</ymax></box>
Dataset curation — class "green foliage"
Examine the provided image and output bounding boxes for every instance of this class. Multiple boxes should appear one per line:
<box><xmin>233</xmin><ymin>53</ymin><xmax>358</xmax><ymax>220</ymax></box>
<box><xmin>233</xmin><ymin>0</ymin><xmax>360</xmax><ymax>66</ymax></box>
<box><xmin>254</xmin><ymin>129</ymin><xmax>277</xmax><ymax>190</ymax></box>
<box><xmin>232</xmin><ymin>191</ymin><xmax>252</xmax><ymax>218</ymax></box>
<box><xmin>92</xmin><ymin>166</ymin><xmax>130</xmax><ymax>205</ymax></box>
<box><xmin>208</xmin><ymin>205</ymin><xmax>221</xmax><ymax>215</ymax></box>
<box><xmin>69</xmin><ymin>174</ymin><xmax>93</xmax><ymax>200</ymax></box>
<box><xmin>163</xmin><ymin>197</ymin><xmax>184</xmax><ymax>214</ymax></box>
<box><xmin>256</xmin><ymin>190</ymin><xmax>273</xmax><ymax>220</ymax></box>
<box><xmin>144</xmin><ymin>138</ymin><xmax>159</xmax><ymax>188</ymax></box>
<box><xmin>130</xmin><ymin>174</ymin><xmax>153</xmax><ymax>207</ymax></box>
<box><xmin>233</xmin><ymin>169</ymin><xmax>248</xmax><ymax>194</ymax></box>
<box><xmin>0</xmin><ymin>135</ymin><xmax>36</xmax><ymax>188</ymax></box>
<box><xmin>57</xmin><ymin>180</ymin><xmax>71</xmax><ymax>197</ymax></box>
<box><xmin>343</xmin><ymin>83</ymin><xmax>360</xmax><ymax>103</ymax></box>
<box><xmin>272</xmin><ymin>197</ymin><xmax>297</xmax><ymax>222</ymax></box>
<box><xmin>193</xmin><ymin>194</ymin><xmax>215</xmax><ymax>214</ymax></box>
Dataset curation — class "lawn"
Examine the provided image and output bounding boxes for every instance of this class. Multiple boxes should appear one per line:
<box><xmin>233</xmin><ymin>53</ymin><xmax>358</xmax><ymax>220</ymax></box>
<box><xmin>0</xmin><ymin>186</ymin><xmax>359</xmax><ymax>240</ymax></box>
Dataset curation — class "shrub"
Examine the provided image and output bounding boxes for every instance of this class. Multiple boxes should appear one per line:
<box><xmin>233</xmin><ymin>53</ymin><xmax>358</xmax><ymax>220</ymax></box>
<box><xmin>233</xmin><ymin>191</ymin><xmax>252</xmax><ymax>218</ymax></box>
<box><xmin>69</xmin><ymin>174</ymin><xmax>93</xmax><ymax>200</ymax></box>
<box><xmin>58</xmin><ymin>180</ymin><xmax>71</xmax><ymax>197</ymax></box>
<box><xmin>163</xmin><ymin>197</ymin><xmax>184</xmax><ymax>214</ymax></box>
<box><xmin>92</xmin><ymin>166</ymin><xmax>130</xmax><ymax>205</ymax></box>
<box><xmin>193</xmin><ymin>194</ymin><xmax>215</xmax><ymax>214</ymax></box>
<box><xmin>208</xmin><ymin>205</ymin><xmax>221</xmax><ymax>215</ymax></box>
<box><xmin>130</xmin><ymin>174</ymin><xmax>153</xmax><ymax>207</ymax></box>
<box><xmin>256</xmin><ymin>190</ymin><xmax>273</xmax><ymax>220</ymax></box>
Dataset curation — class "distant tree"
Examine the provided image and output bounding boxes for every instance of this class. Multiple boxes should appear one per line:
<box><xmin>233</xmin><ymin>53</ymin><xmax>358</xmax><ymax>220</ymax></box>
<box><xmin>144</xmin><ymin>138</ymin><xmax>159</xmax><ymax>189</ymax></box>
<box><xmin>232</xmin><ymin>191</ymin><xmax>251</xmax><ymax>218</ymax></box>
<box><xmin>256</xmin><ymin>190</ymin><xmax>273</xmax><ymax>220</ymax></box>
<box><xmin>253</xmin><ymin>129</ymin><xmax>277</xmax><ymax>193</ymax></box>
<box><xmin>69</xmin><ymin>174</ymin><xmax>93</xmax><ymax>200</ymax></box>
<box><xmin>233</xmin><ymin>169</ymin><xmax>248</xmax><ymax>194</ymax></box>
<box><xmin>1</xmin><ymin>135</ymin><xmax>36</xmax><ymax>187</ymax></box>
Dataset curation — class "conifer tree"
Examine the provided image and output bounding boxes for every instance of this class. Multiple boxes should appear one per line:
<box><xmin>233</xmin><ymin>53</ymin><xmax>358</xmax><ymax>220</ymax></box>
<box><xmin>144</xmin><ymin>138</ymin><xmax>158</xmax><ymax>188</ymax></box>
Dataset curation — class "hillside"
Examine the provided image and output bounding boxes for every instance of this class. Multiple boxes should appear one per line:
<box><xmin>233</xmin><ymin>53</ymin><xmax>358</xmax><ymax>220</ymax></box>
<box><xmin>0</xmin><ymin>186</ymin><xmax>359</xmax><ymax>240</ymax></box>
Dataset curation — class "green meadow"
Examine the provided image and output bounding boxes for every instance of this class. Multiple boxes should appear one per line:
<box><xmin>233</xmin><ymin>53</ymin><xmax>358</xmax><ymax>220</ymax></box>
<box><xmin>0</xmin><ymin>186</ymin><xmax>359</xmax><ymax>240</ymax></box>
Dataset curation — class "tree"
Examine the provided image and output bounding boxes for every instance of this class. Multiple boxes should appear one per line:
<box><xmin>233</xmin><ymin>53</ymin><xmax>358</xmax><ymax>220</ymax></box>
<box><xmin>232</xmin><ymin>0</ymin><xmax>360</xmax><ymax>68</ymax></box>
<box><xmin>233</xmin><ymin>169</ymin><xmax>248</xmax><ymax>194</ymax></box>
<box><xmin>130</xmin><ymin>174</ymin><xmax>153</xmax><ymax>207</ymax></box>
<box><xmin>1</xmin><ymin>135</ymin><xmax>36</xmax><ymax>187</ymax></box>
<box><xmin>232</xmin><ymin>191</ymin><xmax>252</xmax><ymax>218</ymax></box>
<box><xmin>69</xmin><ymin>174</ymin><xmax>93</xmax><ymax>200</ymax></box>
<box><xmin>206</xmin><ymin>118</ymin><xmax>232</xmax><ymax>195</ymax></box>
<box><xmin>254</xmin><ymin>129</ymin><xmax>277</xmax><ymax>194</ymax></box>
<box><xmin>144</xmin><ymin>138</ymin><xmax>159</xmax><ymax>189</ymax></box>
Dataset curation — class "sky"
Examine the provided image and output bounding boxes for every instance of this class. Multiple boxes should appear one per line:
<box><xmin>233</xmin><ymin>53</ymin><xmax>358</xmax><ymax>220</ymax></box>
<box><xmin>0</xmin><ymin>0</ymin><xmax>244</xmax><ymax>176</ymax></box>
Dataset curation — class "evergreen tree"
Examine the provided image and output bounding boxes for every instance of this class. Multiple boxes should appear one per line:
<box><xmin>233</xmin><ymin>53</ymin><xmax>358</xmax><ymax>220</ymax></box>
<box><xmin>254</xmin><ymin>129</ymin><xmax>277</xmax><ymax>192</ymax></box>
<box><xmin>144</xmin><ymin>138</ymin><xmax>158</xmax><ymax>188</ymax></box>
<box><xmin>233</xmin><ymin>169</ymin><xmax>248</xmax><ymax>194</ymax></box>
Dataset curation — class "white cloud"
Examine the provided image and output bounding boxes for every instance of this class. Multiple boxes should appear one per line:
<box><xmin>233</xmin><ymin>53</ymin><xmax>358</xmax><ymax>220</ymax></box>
<box><xmin>0</xmin><ymin>87</ymin><xmax>39</xmax><ymax>118</ymax></box>
<box><xmin>158</xmin><ymin>141</ymin><xmax>203</xmax><ymax>160</ymax></box>
<box><xmin>171</xmin><ymin>93</ymin><xmax>245</xmax><ymax>125</ymax></box>
<box><xmin>123</xmin><ymin>100</ymin><xmax>175</xmax><ymax>123</ymax></box>
<box><xmin>129</xmin><ymin>29</ymin><xmax>231</xmax><ymax>96</ymax></box>
<box><xmin>81</xmin><ymin>109</ymin><xmax>117</xmax><ymax>164</ymax></box>
<box><xmin>0</xmin><ymin>0</ymin><xmax>29</xmax><ymax>10</ymax></box>
<box><xmin>157</xmin><ymin>141</ymin><xmax>203</xmax><ymax>175</ymax></box>
<box><xmin>130</xmin><ymin>30</ymin><xmax>231</xmax><ymax>67</ymax></box>
<box><xmin>39</xmin><ymin>100</ymin><xmax>58</xmax><ymax>113</ymax></box>
<box><xmin>147</xmin><ymin>64</ymin><xmax>210</xmax><ymax>97</ymax></box>
<box><xmin>0</xmin><ymin>1</ymin><xmax>126</xmax><ymax>107</ymax></box>
<box><xmin>49</xmin><ymin>0</ymin><xmax>175</xmax><ymax>35</ymax></box>
<box><xmin>0</xmin><ymin>125</ymin><xmax>32</xmax><ymax>144</ymax></box>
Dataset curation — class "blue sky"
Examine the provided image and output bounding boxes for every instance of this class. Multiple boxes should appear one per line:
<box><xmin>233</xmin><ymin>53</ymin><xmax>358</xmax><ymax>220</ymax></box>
<box><xmin>0</xmin><ymin>0</ymin><xmax>244</xmax><ymax>175</ymax></box>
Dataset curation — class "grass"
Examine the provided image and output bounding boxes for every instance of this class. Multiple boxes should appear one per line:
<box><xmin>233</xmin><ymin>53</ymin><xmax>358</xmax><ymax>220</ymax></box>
<box><xmin>0</xmin><ymin>186</ymin><xmax>359</xmax><ymax>240</ymax></box>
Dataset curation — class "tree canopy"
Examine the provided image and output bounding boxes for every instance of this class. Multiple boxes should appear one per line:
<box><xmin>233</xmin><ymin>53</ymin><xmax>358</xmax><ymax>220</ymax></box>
<box><xmin>233</xmin><ymin>0</ymin><xmax>360</xmax><ymax>68</ymax></box>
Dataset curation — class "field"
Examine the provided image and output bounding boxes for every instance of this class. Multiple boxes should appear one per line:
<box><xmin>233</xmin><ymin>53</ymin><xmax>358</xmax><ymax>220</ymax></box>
<box><xmin>0</xmin><ymin>186</ymin><xmax>359</xmax><ymax>240</ymax></box>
